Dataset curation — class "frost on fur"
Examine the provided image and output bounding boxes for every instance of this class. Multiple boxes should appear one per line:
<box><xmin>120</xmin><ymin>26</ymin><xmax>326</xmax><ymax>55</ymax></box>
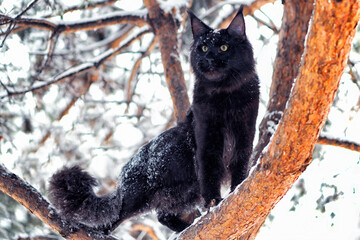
<box><xmin>49</xmin><ymin>165</ymin><xmax>121</xmax><ymax>227</ymax></box>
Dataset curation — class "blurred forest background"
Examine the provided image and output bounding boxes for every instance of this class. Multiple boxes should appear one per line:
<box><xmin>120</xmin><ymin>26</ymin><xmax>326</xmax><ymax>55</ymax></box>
<box><xmin>1</xmin><ymin>0</ymin><xmax>360</xmax><ymax>239</ymax></box>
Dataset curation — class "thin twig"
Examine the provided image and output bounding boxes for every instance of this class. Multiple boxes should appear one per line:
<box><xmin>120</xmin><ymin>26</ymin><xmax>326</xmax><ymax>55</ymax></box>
<box><xmin>29</xmin><ymin>72</ymin><xmax>96</xmax><ymax>153</ymax></box>
<box><xmin>348</xmin><ymin>60</ymin><xmax>360</xmax><ymax>89</ymax></box>
<box><xmin>15</xmin><ymin>0</ymin><xmax>40</xmax><ymax>19</ymax></box>
<box><xmin>250</xmin><ymin>13</ymin><xmax>279</xmax><ymax>34</ymax></box>
<box><xmin>126</xmin><ymin>37</ymin><xmax>158</xmax><ymax>104</ymax></box>
<box><xmin>0</xmin><ymin>0</ymin><xmax>39</xmax><ymax>47</ymax></box>
<box><xmin>36</xmin><ymin>31</ymin><xmax>60</xmax><ymax>74</ymax></box>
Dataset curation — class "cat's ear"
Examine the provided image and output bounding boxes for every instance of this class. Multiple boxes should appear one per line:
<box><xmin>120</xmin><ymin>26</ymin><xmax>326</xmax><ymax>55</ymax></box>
<box><xmin>227</xmin><ymin>6</ymin><xmax>246</xmax><ymax>38</ymax></box>
<box><xmin>187</xmin><ymin>9</ymin><xmax>212</xmax><ymax>38</ymax></box>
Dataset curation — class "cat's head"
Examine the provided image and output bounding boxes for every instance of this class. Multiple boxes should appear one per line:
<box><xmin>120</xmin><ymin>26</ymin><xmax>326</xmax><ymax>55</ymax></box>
<box><xmin>189</xmin><ymin>7</ymin><xmax>255</xmax><ymax>85</ymax></box>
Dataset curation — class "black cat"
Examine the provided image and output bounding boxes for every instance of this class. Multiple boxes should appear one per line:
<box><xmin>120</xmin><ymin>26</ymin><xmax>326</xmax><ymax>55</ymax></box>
<box><xmin>48</xmin><ymin>7</ymin><xmax>259</xmax><ymax>234</ymax></box>
<box><xmin>189</xmin><ymin>6</ymin><xmax>259</xmax><ymax>207</ymax></box>
<box><xmin>49</xmin><ymin>111</ymin><xmax>199</xmax><ymax>233</ymax></box>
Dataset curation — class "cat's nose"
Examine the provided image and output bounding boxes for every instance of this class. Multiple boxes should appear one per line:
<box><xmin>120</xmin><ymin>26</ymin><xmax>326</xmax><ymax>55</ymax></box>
<box><xmin>207</xmin><ymin>58</ymin><xmax>215</xmax><ymax>65</ymax></box>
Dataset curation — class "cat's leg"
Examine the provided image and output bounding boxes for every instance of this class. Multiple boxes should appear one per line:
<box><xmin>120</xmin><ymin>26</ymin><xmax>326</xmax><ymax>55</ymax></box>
<box><xmin>229</xmin><ymin>125</ymin><xmax>253</xmax><ymax>192</ymax></box>
<box><xmin>157</xmin><ymin>212</ymin><xmax>191</xmax><ymax>232</ymax></box>
<box><xmin>229</xmin><ymin>151</ymin><xmax>251</xmax><ymax>192</ymax></box>
<box><xmin>194</xmin><ymin>117</ymin><xmax>225</xmax><ymax>207</ymax></box>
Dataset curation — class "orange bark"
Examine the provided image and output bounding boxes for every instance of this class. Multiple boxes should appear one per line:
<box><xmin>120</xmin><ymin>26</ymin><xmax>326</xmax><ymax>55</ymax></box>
<box><xmin>252</xmin><ymin>0</ymin><xmax>314</xmax><ymax>164</ymax></box>
<box><xmin>178</xmin><ymin>0</ymin><xmax>360</xmax><ymax>239</ymax></box>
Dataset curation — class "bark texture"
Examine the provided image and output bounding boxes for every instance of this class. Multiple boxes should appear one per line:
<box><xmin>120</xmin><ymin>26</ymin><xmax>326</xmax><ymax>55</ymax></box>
<box><xmin>178</xmin><ymin>0</ymin><xmax>360</xmax><ymax>239</ymax></box>
<box><xmin>252</xmin><ymin>0</ymin><xmax>314</xmax><ymax>164</ymax></box>
<box><xmin>318</xmin><ymin>134</ymin><xmax>360</xmax><ymax>152</ymax></box>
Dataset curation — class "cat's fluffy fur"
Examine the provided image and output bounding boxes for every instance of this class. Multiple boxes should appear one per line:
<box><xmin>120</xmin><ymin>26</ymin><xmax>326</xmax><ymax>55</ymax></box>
<box><xmin>189</xmin><ymin>6</ymin><xmax>259</xmax><ymax>207</ymax></box>
<box><xmin>48</xmin><ymin>7</ymin><xmax>259</xmax><ymax>233</ymax></box>
<box><xmin>49</xmin><ymin>111</ymin><xmax>199</xmax><ymax>233</ymax></box>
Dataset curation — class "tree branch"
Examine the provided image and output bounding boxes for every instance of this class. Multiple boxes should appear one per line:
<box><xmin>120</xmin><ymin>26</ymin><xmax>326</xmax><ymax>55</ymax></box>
<box><xmin>15</xmin><ymin>236</ymin><xmax>59</xmax><ymax>240</ymax></box>
<box><xmin>0</xmin><ymin>10</ymin><xmax>147</xmax><ymax>33</ymax></box>
<box><xmin>144</xmin><ymin>0</ymin><xmax>190</xmax><ymax>122</ymax></box>
<box><xmin>36</xmin><ymin>31</ymin><xmax>60</xmax><ymax>74</ymax></box>
<box><xmin>0</xmin><ymin>27</ymin><xmax>151</xmax><ymax>99</ymax></box>
<box><xmin>0</xmin><ymin>164</ymin><xmax>118</xmax><ymax>240</ymax></box>
<box><xmin>251</xmin><ymin>0</ymin><xmax>314</xmax><ymax>165</ymax></box>
<box><xmin>317</xmin><ymin>134</ymin><xmax>360</xmax><ymax>153</ymax></box>
<box><xmin>0</xmin><ymin>0</ymin><xmax>39</xmax><ymax>46</ymax></box>
<box><xmin>29</xmin><ymin>72</ymin><xmax>96</xmax><ymax>153</ymax></box>
<box><xmin>217</xmin><ymin>0</ymin><xmax>277</xmax><ymax>29</ymax></box>
<box><xmin>178</xmin><ymin>0</ymin><xmax>360</xmax><ymax>239</ymax></box>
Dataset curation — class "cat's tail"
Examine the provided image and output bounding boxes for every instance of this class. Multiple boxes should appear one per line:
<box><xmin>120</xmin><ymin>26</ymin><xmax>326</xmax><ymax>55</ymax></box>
<box><xmin>48</xmin><ymin>165</ymin><xmax>122</xmax><ymax>228</ymax></box>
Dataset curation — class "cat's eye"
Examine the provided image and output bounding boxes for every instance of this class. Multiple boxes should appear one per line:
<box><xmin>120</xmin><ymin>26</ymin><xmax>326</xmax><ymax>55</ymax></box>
<box><xmin>220</xmin><ymin>45</ymin><xmax>228</xmax><ymax>52</ymax></box>
<box><xmin>201</xmin><ymin>45</ymin><xmax>208</xmax><ymax>52</ymax></box>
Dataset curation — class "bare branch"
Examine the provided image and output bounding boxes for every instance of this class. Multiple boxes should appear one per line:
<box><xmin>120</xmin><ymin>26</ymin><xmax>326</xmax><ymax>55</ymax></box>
<box><xmin>0</xmin><ymin>0</ymin><xmax>39</xmax><ymax>46</ymax></box>
<box><xmin>250</xmin><ymin>10</ymin><xmax>279</xmax><ymax>34</ymax></box>
<box><xmin>36</xmin><ymin>31</ymin><xmax>60</xmax><ymax>74</ymax></box>
<box><xmin>217</xmin><ymin>0</ymin><xmax>277</xmax><ymax>29</ymax></box>
<box><xmin>29</xmin><ymin>72</ymin><xmax>96</xmax><ymax>153</ymax></box>
<box><xmin>317</xmin><ymin>134</ymin><xmax>360</xmax><ymax>153</ymax></box>
<box><xmin>0</xmin><ymin>0</ymin><xmax>118</xmax><ymax>37</ymax></box>
<box><xmin>15</xmin><ymin>0</ymin><xmax>40</xmax><ymax>18</ymax></box>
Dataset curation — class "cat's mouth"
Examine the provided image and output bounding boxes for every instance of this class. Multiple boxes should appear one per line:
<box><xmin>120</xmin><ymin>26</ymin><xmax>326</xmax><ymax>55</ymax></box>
<box><xmin>203</xmin><ymin>70</ymin><xmax>223</xmax><ymax>81</ymax></box>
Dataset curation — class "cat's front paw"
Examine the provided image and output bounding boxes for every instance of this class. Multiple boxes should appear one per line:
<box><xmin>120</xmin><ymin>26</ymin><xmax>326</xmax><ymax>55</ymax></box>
<box><xmin>204</xmin><ymin>197</ymin><xmax>223</xmax><ymax>209</ymax></box>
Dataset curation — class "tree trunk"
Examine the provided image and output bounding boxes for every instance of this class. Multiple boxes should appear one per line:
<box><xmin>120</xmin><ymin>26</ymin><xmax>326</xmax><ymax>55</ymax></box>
<box><xmin>178</xmin><ymin>0</ymin><xmax>360</xmax><ymax>239</ymax></box>
<box><xmin>144</xmin><ymin>0</ymin><xmax>190</xmax><ymax>122</ymax></box>
<box><xmin>252</xmin><ymin>0</ymin><xmax>314</xmax><ymax>164</ymax></box>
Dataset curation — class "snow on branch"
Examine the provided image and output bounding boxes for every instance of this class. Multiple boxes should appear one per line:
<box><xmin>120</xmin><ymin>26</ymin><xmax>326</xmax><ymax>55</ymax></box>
<box><xmin>43</xmin><ymin>0</ymin><xmax>117</xmax><ymax>18</ymax></box>
<box><xmin>0</xmin><ymin>27</ymin><xmax>151</xmax><ymax>99</ymax></box>
<box><xmin>0</xmin><ymin>9</ymin><xmax>148</xmax><ymax>33</ymax></box>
